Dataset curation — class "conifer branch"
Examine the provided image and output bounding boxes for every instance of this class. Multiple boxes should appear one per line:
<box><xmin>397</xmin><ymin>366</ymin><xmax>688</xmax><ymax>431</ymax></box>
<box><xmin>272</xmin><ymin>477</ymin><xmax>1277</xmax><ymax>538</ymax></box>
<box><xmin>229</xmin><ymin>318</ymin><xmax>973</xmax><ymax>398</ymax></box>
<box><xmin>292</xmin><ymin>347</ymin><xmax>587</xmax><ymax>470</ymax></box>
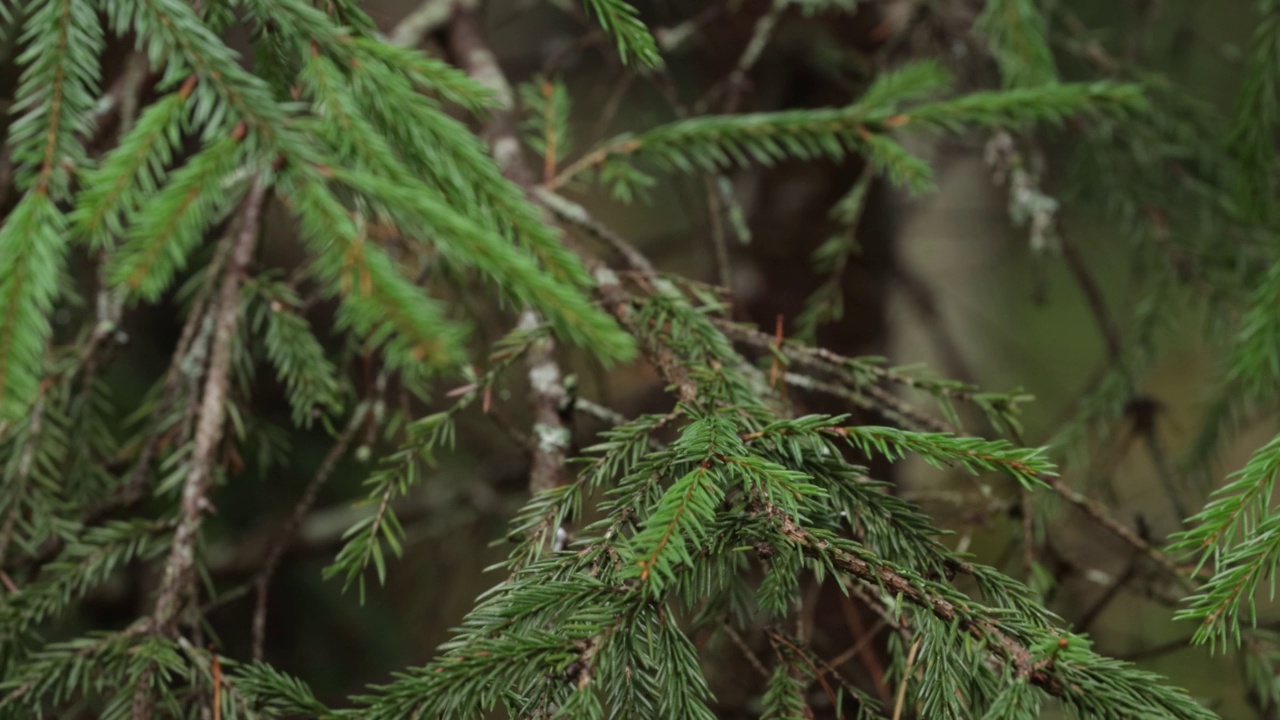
<box><xmin>1172</xmin><ymin>431</ymin><xmax>1280</xmax><ymax>644</ymax></box>
<box><xmin>579</xmin><ymin>0</ymin><xmax>663</xmax><ymax>69</ymax></box>
<box><xmin>768</xmin><ymin>506</ymin><xmax>1215</xmax><ymax>719</ymax></box>
<box><xmin>71</xmin><ymin>76</ymin><xmax>197</xmax><ymax>248</ymax></box>
<box><xmin>10</xmin><ymin>0</ymin><xmax>104</xmax><ymax>197</ymax></box>
<box><xmin>0</xmin><ymin>519</ymin><xmax>170</xmax><ymax>643</ymax></box>
<box><xmin>977</xmin><ymin>0</ymin><xmax>1059</xmax><ymax>88</ymax></box>
<box><xmin>1225</xmin><ymin>0</ymin><xmax>1280</xmax><ymax>219</ymax></box>
<box><xmin>122</xmin><ymin>0</ymin><xmax>291</xmax><ymax>145</ymax></box>
<box><xmin>0</xmin><ymin>196</ymin><xmax>67</xmax><ymax>423</ymax></box>
<box><xmin>546</xmin><ymin>74</ymin><xmax>1141</xmax><ymax>194</ymax></box>
<box><xmin>0</xmin><ymin>396</ymin><xmax>47</xmax><ymax>569</ymax></box>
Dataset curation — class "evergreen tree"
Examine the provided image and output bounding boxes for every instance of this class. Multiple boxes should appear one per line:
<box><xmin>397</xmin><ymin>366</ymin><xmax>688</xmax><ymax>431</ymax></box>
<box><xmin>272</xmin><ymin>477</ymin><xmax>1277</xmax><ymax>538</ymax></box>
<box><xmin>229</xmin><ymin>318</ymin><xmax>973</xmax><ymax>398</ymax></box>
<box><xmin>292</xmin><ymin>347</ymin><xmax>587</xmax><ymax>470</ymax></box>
<box><xmin>0</xmin><ymin>0</ymin><xmax>1276</xmax><ymax>718</ymax></box>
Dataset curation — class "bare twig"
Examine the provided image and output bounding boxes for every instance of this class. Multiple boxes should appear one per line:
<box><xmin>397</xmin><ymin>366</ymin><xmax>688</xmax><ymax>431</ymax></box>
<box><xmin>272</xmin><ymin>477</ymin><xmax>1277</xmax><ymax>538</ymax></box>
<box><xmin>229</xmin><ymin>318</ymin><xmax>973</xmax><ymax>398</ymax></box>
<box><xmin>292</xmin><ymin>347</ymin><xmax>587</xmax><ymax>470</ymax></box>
<box><xmin>534</xmin><ymin>188</ymin><xmax>657</xmax><ymax>276</ymax></box>
<box><xmin>517</xmin><ymin>311</ymin><xmax>572</xmax><ymax>494</ymax></box>
<box><xmin>784</xmin><ymin>370</ymin><xmax>955</xmax><ymax>433</ymax></box>
<box><xmin>134</xmin><ymin>176</ymin><xmax>268</xmax><ymax>718</ymax></box>
<box><xmin>701</xmin><ymin>0</ymin><xmax>790</xmax><ymax>114</ymax></box>
<box><xmin>388</xmin><ymin>0</ymin><xmax>474</xmax><ymax>48</ymax></box>
<box><xmin>892</xmin><ymin>638</ymin><xmax>922</xmax><ymax>720</ymax></box>
<box><xmin>720</xmin><ymin>623</ymin><xmax>770</xmax><ymax>679</ymax></box>
<box><xmin>1060</xmin><ymin>236</ymin><xmax>1124</xmax><ymax>364</ymax></box>
<box><xmin>448</xmin><ymin>8</ymin><xmax>575</xmax><ymax>502</ymax></box>
<box><xmin>252</xmin><ymin>402</ymin><xmax>369</xmax><ymax>660</ymax></box>
<box><xmin>1047</xmin><ymin>475</ymin><xmax>1199</xmax><ymax>591</ymax></box>
<box><xmin>1075</xmin><ymin>555</ymin><xmax>1138</xmax><ymax>634</ymax></box>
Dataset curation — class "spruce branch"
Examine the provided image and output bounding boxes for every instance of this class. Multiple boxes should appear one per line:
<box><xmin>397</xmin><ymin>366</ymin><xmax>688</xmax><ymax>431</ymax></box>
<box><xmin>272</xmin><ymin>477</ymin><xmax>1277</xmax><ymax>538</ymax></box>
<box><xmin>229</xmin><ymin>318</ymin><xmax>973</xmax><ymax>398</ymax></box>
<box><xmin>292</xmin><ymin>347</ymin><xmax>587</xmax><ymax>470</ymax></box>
<box><xmin>227</xmin><ymin>659</ymin><xmax>336</xmax><ymax>718</ymax></box>
<box><xmin>8</xmin><ymin>237</ymin><xmax>234</xmax><ymax>580</ymax></box>
<box><xmin>976</xmin><ymin>0</ymin><xmax>1059</xmax><ymax>88</ymax></box>
<box><xmin>795</xmin><ymin>164</ymin><xmax>874</xmax><ymax>339</ymax></box>
<box><xmin>0</xmin><ymin>619</ymin><xmax>154</xmax><ymax>711</ymax></box>
<box><xmin>0</xmin><ymin>395</ymin><xmax>48</xmax><ymax>570</ymax></box>
<box><xmin>0</xmin><ymin>196</ymin><xmax>68</xmax><ymax>423</ymax></box>
<box><xmin>8</xmin><ymin>0</ymin><xmax>104</xmax><ymax>197</ymax></box>
<box><xmin>280</xmin><ymin>169</ymin><xmax>467</xmax><ymax>375</ymax></box>
<box><xmin>107</xmin><ymin>130</ymin><xmax>250</xmax><ymax>300</ymax></box>
<box><xmin>0</xmin><ymin>519</ymin><xmax>170</xmax><ymax>644</ymax></box>
<box><xmin>322</xmin><ymin>326</ymin><xmax>543</xmax><ymax>596</ymax></box>
<box><xmin>579</xmin><ymin>0</ymin><xmax>663</xmax><ymax>69</ymax></box>
<box><xmin>546</xmin><ymin>72</ymin><xmax>1141</xmax><ymax>194</ymax></box>
<box><xmin>1225</xmin><ymin>0</ymin><xmax>1280</xmax><ymax>220</ymax></box>
<box><xmin>766</xmin><ymin>505</ymin><xmax>1215</xmax><ymax>719</ymax></box>
<box><xmin>116</xmin><ymin>0</ymin><xmax>293</xmax><ymax>146</ymax></box>
<box><xmin>0</xmin><ymin>0</ymin><xmax>1268</xmax><ymax>716</ymax></box>
<box><xmin>71</xmin><ymin>76</ymin><xmax>197</xmax><ymax>248</ymax></box>
<box><xmin>1172</xmin><ymin>431</ymin><xmax>1280</xmax><ymax>645</ymax></box>
<box><xmin>280</xmin><ymin>9</ymin><xmax>637</xmax><ymax>367</ymax></box>
<box><xmin>824</xmin><ymin>425</ymin><xmax>1053</xmax><ymax>490</ymax></box>
<box><xmin>334</xmin><ymin>165</ymin><xmax>633</xmax><ymax>364</ymax></box>
<box><xmin>250</xmin><ymin>280</ymin><xmax>343</xmax><ymax>428</ymax></box>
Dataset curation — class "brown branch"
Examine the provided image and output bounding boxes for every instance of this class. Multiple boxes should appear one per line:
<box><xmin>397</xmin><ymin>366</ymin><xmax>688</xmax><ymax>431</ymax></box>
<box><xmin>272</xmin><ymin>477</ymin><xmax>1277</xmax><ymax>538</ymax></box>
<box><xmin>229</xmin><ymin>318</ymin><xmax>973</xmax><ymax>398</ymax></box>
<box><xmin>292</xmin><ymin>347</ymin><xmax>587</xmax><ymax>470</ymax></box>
<box><xmin>533</xmin><ymin>188</ymin><xmax>658</xmax><ymax>276</ymax></box>
<box><xmin>251</xmin><ymin>401</ymin><xmax>369</xmax><ymax>661</ymax></box>
<box><xmin>447</xmin><ymin>9</ymin><xmax>574</xmax><ymax>502</ymax></box>
<box><xmin>1047</xmin><ymin>475</ymin><xmax>1199</xmax><ymax>592</ymax></box>
<box><xmin>720</xmin><ymin>623</ymin><xmax>769</xmax><ymax>679</ymax></box>
<box><xmin>389</xmin><ymin>0</ymin><xmax>474</xmax><ymax>48</ymax></box>
<box><xmin>783</xmin><ymin>370</ymin><xmax>955</xmax><ymax>433</ymax></box>
<box><xmin>891</xmin><ymin>637</ymin><xmax>922</xmax><ymax>720</ymax></box>
<box><xmin>134</xmin><ymin>176</ymin><xmax>268</xmax><ymax>718</ymax></box>
<box><xmin>518</xmin><ymin>311</ymin><xmax>572</xmax><ymax>495</ymax></box>
<box><xmin>1060</xmin><ymin>235</ymin><xmax>1124</xmax><ymax>364</ymax></box>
